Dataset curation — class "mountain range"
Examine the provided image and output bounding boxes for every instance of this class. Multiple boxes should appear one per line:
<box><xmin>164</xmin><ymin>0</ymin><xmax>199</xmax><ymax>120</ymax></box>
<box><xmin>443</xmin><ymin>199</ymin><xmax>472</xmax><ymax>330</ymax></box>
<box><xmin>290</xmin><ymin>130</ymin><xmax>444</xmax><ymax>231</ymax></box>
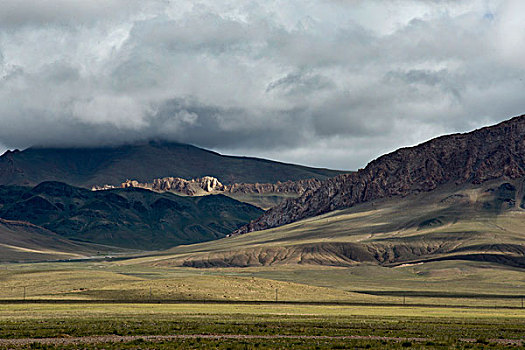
<box><xmin>93</xmin><ymin>176</ymin><xmax>323</xmax><ymax>209</ymax></box>
<box><xmin>0</xmin><ymin>140</ymin><xmax>344</xmax><ymax>188</ymax></box>
<box><xmin>1</xmin><ymin>115</ymin><xmax>524</xmax><ymax>266</ymax></box>
<box><xmin>0</xmin><ymin>140</ymin><xmax>339</xmax><ymax>259</ymax></box>
<box><xmin>151</xmin><ymin>176</ymin><xmax>525</xmax><ymax>268</ymax></box>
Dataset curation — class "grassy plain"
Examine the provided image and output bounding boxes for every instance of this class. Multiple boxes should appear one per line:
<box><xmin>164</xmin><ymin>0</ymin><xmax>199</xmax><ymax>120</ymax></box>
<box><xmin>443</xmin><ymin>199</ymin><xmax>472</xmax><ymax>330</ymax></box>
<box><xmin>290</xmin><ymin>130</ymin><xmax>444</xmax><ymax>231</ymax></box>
<box><xmin>1</xmin><ymin>259</ymin><xmax>525</xmax><ymax>348</ymax></box>
<box><xmin>0</xmin><ymin>303</ymin><xmax>524</xmax><ymax>349</ymax></box>
<box><xmin>1</xmin><ymin>260</ymin><xmax>525</xmax><ymax>306</ymax></box>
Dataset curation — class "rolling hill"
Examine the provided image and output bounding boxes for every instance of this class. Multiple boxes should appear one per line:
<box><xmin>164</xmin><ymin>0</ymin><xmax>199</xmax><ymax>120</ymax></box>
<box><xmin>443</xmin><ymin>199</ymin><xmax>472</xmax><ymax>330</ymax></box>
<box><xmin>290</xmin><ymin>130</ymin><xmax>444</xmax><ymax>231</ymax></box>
<box><xmin>0</xmin><ymin>218</ymin><xmax>103</xmax><ymax>262</ymax></box>
<box><xmin>0</xmin><ymin>181</ymin><xmax>263</xmax><ymax>250</ymax></box>
<box><xmin>0</xmin><ymin>140</ymin><xmax>344</xmax><ymax>188</ymax></box>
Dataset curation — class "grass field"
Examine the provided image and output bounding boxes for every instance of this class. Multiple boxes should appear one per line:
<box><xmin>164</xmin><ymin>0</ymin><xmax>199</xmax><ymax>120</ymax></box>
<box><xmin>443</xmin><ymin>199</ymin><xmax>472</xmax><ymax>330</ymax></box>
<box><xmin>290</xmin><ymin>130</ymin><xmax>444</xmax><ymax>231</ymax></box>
<box><xmin>0</xmin><ymin>303</ymin><xmax>524</xmax><ymax>349</ymax></box>
<box><xmin>0</xmin><ymin>263</ymin><xmax>523</xmax><ymax>348</ymax></box>
<box><xmin>2</xmin><ymin>260</ymin><xmax>525</xmax><ymax>308</ymax></box>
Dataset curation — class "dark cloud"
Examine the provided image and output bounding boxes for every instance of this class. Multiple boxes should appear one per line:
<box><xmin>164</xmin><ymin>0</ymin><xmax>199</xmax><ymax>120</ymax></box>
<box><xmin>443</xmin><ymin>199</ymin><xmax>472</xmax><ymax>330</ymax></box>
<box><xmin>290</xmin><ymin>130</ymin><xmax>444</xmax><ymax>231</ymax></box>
<box><xmin>0</xmin><ymin>0</ymin><xmax>524</xmax><ymax>170</ymax></box>
<box><xmin>266</xmin><ymin>71</ymin><xmax>335</xmax><ymax>96</ymax></box>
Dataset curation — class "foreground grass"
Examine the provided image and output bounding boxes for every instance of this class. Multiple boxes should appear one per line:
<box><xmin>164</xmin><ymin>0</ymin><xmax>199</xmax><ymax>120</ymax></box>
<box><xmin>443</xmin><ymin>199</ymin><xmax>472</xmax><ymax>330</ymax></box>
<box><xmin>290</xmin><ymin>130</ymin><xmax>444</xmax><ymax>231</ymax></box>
<box><xmin>0</xmin><ymin>303</ymin><xmax>524</xmax><ymax>349</ymax></box>
<box><xmin>3</xmin><ymin>303</ymin><xmax>525</xmax><ymax>320</ymax></box>
<box><xmin>0</xmin><ymin>303</ymin><xmax>524</xmax><ymax>338</ymax></box>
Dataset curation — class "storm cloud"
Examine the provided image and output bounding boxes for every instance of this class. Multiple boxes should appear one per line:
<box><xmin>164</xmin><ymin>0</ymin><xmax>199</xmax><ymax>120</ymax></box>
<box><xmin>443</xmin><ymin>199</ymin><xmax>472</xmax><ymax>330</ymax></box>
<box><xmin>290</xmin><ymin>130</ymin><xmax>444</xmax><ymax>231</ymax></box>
<box><xmin>1</xmin><ymin>0</ymin><xmax>524</xmax><ymax>169</ymax></box>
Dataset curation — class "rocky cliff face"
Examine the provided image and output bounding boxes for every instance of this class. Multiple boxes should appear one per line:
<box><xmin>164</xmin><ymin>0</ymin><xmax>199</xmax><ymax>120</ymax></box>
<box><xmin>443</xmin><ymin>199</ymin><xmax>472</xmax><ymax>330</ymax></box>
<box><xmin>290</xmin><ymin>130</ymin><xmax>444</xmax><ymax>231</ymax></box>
<box><xmin>225</xmin><ymin>179</ymin><xmax>322</xmax><ymax>195</ymax></box>
<box><xmin>235</xmin><ymin>115</ymin><xmax>525</xmax><ymax>235</ymax></box>
<box><xmin>93</xmin><ymin>177</ymin><xmax>322</xmax><ymax>198</ymax></box>
<box><xmin>125</xmin><ymin>176</ymin><xmax>225</xmax><ymax>195</ymax></box>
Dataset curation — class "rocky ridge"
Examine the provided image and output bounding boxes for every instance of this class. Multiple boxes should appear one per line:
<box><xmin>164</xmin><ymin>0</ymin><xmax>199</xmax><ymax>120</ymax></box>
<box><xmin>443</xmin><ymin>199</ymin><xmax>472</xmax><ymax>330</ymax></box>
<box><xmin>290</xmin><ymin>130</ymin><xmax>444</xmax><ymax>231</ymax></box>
<box><xmin>92</xmin><ymin>177</ymin><xmax>322</xmax><ymax>198</ymax></box>
<box><xmin>235</xmin><ymin>114</ymin><xmax>525</xmax><ymax>235</ymax></box>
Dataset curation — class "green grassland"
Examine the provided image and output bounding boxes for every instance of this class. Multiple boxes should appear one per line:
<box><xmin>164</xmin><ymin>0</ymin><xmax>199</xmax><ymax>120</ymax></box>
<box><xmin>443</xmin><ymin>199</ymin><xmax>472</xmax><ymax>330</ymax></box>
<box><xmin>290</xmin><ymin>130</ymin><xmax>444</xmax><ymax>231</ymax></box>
<box><xmin>0</xmin><ymin>303</ymin><xmax>524</xmax><ymax>349</ymax></box>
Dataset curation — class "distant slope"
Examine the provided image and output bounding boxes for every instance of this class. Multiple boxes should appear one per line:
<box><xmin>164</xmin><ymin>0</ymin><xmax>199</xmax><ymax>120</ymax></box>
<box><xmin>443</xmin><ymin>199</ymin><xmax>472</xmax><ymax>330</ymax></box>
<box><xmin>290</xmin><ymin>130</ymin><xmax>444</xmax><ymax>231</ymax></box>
<box><xmin>0</xmin><ymin>218</ymin><xmax>98</xmax><ymax>262</ymax></box>
<box><xmin>0</xmin><ymin>141</ymin><xmax>345</xmax><ymax>188</ymax></box>
<box><xmin>135</xmin><ymin>177</ymin><xmax>525</xmax><ymax>268</ymax></box>
<box><xmin>0</xmin><ymin>182</ymin><xmax>263</xmax><ymax>250</ymax></box>
<box><xmin>237</xmin><ymin>114</ymin><xmax>525</xmax><ymax>234</ymax></box>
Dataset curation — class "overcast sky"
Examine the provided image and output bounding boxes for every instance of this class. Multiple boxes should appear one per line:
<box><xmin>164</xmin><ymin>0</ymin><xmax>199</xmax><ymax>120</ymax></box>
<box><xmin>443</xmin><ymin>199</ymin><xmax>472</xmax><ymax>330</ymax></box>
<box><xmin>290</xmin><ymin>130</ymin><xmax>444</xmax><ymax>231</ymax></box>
<box><xmin>0</xmin><ymin>0</ymin><xmax>524</xmax><ymax>170</ymax></box>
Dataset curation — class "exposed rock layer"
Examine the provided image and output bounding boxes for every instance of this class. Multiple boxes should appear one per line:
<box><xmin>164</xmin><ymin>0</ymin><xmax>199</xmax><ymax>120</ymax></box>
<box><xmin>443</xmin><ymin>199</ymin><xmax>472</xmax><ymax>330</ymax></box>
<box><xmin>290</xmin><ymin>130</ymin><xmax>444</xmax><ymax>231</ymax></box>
<box><xmin>176</xmin><ymin>242</ymin><xmax>525</xmax><ymax>268</ymax></box>
<box><xmin>93</xmin><ymin>177</ymin><xmax>322</xmax><ymax>198</ymax></box>
<box><xmin>235</xmin><ymin>115</ymin><xmax>525</xmax><ymax>235</ymax></box>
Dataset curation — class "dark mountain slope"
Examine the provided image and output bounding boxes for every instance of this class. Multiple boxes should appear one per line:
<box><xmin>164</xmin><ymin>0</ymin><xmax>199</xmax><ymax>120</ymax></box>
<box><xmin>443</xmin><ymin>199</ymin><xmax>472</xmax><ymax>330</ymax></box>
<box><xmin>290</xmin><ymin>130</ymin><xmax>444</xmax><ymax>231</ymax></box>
<box><xmin>236</xmin><ymin>114</ymin><xmax>525</xmax><ymax>234</ymax></box>
<box><xmin>0</xmin><ymin>141</ymin><xmax>344</xmax><ymax>188</ymax></box>
<box><xmin>0</xmin><ymin>181</ymin><xmax>263</xmax><ymax>249</ymax></box>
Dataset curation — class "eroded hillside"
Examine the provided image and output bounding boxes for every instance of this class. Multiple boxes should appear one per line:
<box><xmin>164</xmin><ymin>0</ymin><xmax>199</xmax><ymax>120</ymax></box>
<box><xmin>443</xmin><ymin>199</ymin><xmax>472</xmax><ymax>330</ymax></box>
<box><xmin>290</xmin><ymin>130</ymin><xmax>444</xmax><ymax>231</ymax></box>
<box><xmin>93</xmin><ymin>176</ymin><xmax>323</xmax><ymax>209</ymax></box>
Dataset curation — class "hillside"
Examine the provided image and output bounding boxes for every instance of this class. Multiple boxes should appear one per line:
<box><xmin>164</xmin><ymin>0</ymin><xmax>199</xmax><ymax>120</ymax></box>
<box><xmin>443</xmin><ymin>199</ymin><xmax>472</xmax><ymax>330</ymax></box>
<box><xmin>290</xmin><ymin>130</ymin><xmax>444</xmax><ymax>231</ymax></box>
<box><xmin>237</xmin><ymin>114</ymin><xmax>525</xmax><ymax>234</ymax></box>
<box><xmin>0</xmin><ymin>182</ymin><xmax>263</xmax><ymax>250</ymax></box>
<box><xmin>0</xmin><ymin>141</ymin><xmax>344</xmax><ymax>188</ymax></box>
<box><xmin>0</xmin><ymin>218</ymin><xmax>102</xmax><ymax>262</ymax></box>
<box><xmin>133</xmin><ymin>177</ymin><xmax>525</xmax><ymax>268</ymax></box>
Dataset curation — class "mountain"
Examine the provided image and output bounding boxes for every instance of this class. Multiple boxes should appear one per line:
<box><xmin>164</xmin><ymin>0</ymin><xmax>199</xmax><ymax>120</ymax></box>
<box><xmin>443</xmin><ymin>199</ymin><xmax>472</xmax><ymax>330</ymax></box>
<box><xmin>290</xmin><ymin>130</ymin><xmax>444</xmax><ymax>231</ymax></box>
<box><xmin>0</xmin><ymin>181</ymin><xmax>263</xmax><ymax>250</ymax></box>
<box><xmin>236</xmin><ymin>115</ymin><xmax>525</xmax><ymax>235</ymax></box>
<box><xmin>93</xmin><ymin>176</ymin><xmax>323</xmax><ymax>209</ymax></box>
<box><xmin>0</xmin><ymin>141</ymin><xmax>344</xmax><ymax>188</ymax></box>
